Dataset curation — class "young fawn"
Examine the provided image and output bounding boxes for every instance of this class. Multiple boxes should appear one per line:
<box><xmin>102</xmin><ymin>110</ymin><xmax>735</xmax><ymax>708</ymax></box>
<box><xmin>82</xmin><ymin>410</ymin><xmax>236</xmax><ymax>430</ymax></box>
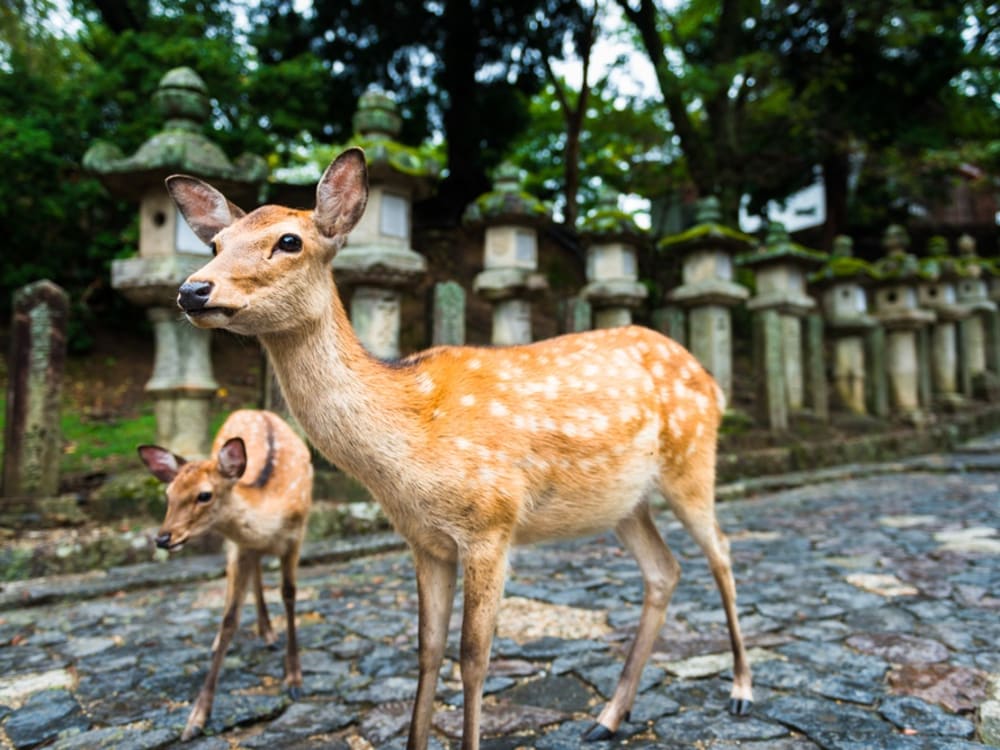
<box><xmin>138</xmin><ymin>409</ymin><xmax>313</xmax><ymax>741</ymax></box>
<box><xmin>167</xmin><ymin>149</ymin><xmax>753</xmax><ymax>749</ymax></box>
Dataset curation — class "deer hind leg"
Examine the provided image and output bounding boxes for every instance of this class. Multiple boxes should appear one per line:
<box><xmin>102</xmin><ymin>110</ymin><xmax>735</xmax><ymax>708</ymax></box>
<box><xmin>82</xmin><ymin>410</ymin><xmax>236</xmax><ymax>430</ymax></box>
<box><xmin>280</xmin><ymin>545</ymin><xmax>303</xmax><ymax>699</ymax></box>
<box><xmin>664</xmin><ymin>475</ymin><xmax>753</xmax><ymax>715</ymax></box>
<box><xmin>583</xmin><ymin>501</ymin><xmax>681</xmax><ymax>742</ymax></box>
<box><xmin>253</xmin><ymin>556</ymin><xmax>277</xmax><ymax>648</ymax></box>
<box><xmin>185</xmin><ymin>547</ymin><xmax>255</xmax><ymax>741</ymax></box>
<box><xmin>407</xmin><ymin>545</ymin><xmax>458</xmax><ymax>750</ymax></box>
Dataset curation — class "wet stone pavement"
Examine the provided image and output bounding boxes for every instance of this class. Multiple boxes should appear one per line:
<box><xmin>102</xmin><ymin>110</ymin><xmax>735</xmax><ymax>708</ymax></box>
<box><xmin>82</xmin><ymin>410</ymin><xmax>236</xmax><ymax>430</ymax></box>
<box><xmin>2</xmin><ymin>439</ymin><xmax>1000</xmax><ymax>749</ymax></box>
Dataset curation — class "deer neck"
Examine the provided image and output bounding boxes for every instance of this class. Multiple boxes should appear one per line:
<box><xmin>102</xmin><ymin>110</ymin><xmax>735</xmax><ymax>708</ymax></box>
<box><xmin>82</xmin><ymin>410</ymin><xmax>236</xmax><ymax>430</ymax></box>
<box><xmin>257</xmin><ymin>289</ymin><xmax>416</xmax><ymax>487</ymax></box>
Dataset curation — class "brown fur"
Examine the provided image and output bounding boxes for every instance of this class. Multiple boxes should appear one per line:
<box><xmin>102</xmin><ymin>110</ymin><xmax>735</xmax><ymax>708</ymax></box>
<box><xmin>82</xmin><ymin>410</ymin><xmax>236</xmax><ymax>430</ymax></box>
<box><xmin>166</xmin><ymin>149</ymin><xmax>752</xmax><ymax>750</ymax></box>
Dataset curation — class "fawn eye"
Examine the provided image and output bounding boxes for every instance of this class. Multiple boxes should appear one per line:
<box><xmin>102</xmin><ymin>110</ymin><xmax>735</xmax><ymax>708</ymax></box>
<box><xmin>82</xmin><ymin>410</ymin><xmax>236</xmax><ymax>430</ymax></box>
<box><xmin>276</xmin><ymin>233</ymin><xmax>302</xmax><ymax>253</ymax></box>
<box><xmin>210</xmin><ymin>241</ymin><xmax>217</xmax><ymax>257</ymax></box>
<box><xmin>196</xmin><ymin>491</ymin><xmax>212</xmax><ymax>504</ymax></box>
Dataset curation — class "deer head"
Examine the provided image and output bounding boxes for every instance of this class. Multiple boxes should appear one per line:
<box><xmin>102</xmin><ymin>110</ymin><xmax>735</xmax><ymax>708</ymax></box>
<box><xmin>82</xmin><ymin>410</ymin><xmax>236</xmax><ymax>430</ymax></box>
<box><xmin>138</xmin><ymin>439</ymin><xmax>248</xmax><ymax>550</ymax></box>
<box><xmin>167</xmin><ymin>148</ymin><xmax>369</xmax><ymax>336</ymax></box>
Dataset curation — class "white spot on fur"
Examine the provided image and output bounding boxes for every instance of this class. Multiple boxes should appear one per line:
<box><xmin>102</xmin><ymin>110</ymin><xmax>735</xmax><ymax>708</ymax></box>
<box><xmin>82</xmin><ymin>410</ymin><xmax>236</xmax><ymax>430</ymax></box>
<box><xmin>460</xmin><ymin>394</ymin><xmax>476</xmax><ymax>407</ymax></box>
<box><xmin>562</xmin><ymin>422</ymin><xmax>578</xmax><ymax>437</ymax></box>
<box><xmin>583</xmin><ymin>363</ymin><xmax>598</xmax><ymax>377</ymax></box>
<box><xmin>416</xmin><ymin>373</ymin><xmax>435</xmax><ymax>394</ymax></box>
<box><xmin>679</xmin><ymin>366</ymin><xmax>692</xmax><ymax>379</ymax></box>
<box><xmin>695</xmin><ymin>422</ymin><xmax>705</xmax><ymax>438</ymax></box>
<box><xmin>543</xmin><ymin>376</ymin><xmax>560</xmax><ymax>399</ymax></box>
<box><xmin>513</xmin><ymin>414</ymin><xmax>526</xmax><ymax>429</ymax></box>
<box><xmin>490</xmin><ymin>400</ymin><xmax>509</xmax><ymax>417</ymax></box>
<box><xmin>468</xmin><ymin>358</ymin><xmax>482</xmax><ymax>370</ymax></box>
<box><xmin>455</xmin><ymin>437</ymin><xmax>472</xmax><ymax>450</ymax></box>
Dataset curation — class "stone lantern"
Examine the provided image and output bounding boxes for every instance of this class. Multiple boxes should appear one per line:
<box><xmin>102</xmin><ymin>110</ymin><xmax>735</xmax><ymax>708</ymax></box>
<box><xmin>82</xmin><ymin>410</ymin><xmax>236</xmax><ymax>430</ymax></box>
<box><xmin>917</xmin><ymin>236</ymin><xmax>971</xmax><ymax>407</ymax></box>
<box><xmin>464</xmin><ymin>164</ymin><xmax>549</xmax><ymax>345</ymax></box>
<box><xmin>332</xmin><ymin>88</ymin><xmax>439</xmax><ymax>359</ymax></box>
<box><xmin>737</xmin><ymin>223</ymin><xmax>828</xmax><ymax>429</ymax></box>
<box><xmin>660</xmin><ymin>196</ymin><xmax>752</xmax><ymax>401</ymax></box>
<box><xmin>83</xmin><ymin>67</ymin><xmax>267</xmax><ymax>457</ymax></box>
<box><xmin>955</xmin><ymin>234</ymin><xmax>1000</xmax><ymax>396</ymax></box>
<box><xmin>870</xmin><ymin>225</ymin><xmax>936</xmax><ymax>419</ymax></box>
<box><xmin>809</xmin><ymin>236</ymin><xmax>879</xmax><ymax>415</ymax></box>
<box><xmin>578</xmin><ymin>188</ymin><xmax>648</xmax><ymax>330</ymax></box>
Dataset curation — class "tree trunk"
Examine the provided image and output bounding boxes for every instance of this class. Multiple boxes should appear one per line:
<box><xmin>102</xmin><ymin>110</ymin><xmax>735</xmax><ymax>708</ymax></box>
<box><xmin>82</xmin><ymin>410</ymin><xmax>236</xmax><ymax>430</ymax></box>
<box><xmin>821</xmin><ymin>151</ymin><xmax>850</xmax><ymax>251</ymax></box>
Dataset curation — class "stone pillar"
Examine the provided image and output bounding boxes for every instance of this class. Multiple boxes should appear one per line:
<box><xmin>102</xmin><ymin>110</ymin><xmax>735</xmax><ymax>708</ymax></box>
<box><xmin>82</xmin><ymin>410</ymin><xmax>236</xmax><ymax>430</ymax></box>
<box><xmin>661</xmin><ymin>197</ymin><xmax>752</xmax><ymax>402</ymax></box>
<box><xmin>559</xmin><ymin>297</ymin><xmax>592</xmax><ymax>334</ymax></box>
<box><xmin>331</xmin><ymin>88</ymin><xmax>438</xmax><ymax>358</ymax></box>
<box><xmin>754</xmin><ymin>308</ymin><xmax>788</xmax><ymax>431</ymax></box>
<box><xmin>432</xmin><ymin>281</ymin><xmax>466</xmax><ymax>346</ymax></box>
<box><xmin>84</xmin><ymin>66</ymin><xmax>267</xmax><ymax>457</ymax></box>
<box><xmin>738</xmin><ymin>223</ymin><xmax>827</xmax><ymax>426</ymax></box>
<box><xmin>809</xmin><ymin>236</ymin><xmax>878</xmax><ymax>416</ymax></box>
<box><xmin>2</xmin><ymin>281</ymin><xmax>69</xmax><ymax>499</ymax></box>
<box><xmin>145</xmin><ymin>307</ymin><xmax>217</xmax><ymax>456</ymax></box>
<box><xmin>466</xmin><ymin>164</ymin><xmax>550</xmax><ymax>346</ymax></box>
<box><xmin>805</xmin><ymin>313</ymin><xmax>829</xmax><ymax>420</ymax></box>
<box><xmin>870</xmin><ymin>225</ymin><xmax>936</xmax><ymax>421</ymax></box>
<box><xmin>954</xmin><ymin>234</ymin><xmax>999</xmax><ymax>399</ymax></box>
<box><xmin>579</xmin><ymin>188</ymin><xmax>648</xmax><ymax>330</ymax></box>
<box><xmin>865</xmin><ymin>326</ymin><xmax>890</xmax><ymax>417</ymax></box>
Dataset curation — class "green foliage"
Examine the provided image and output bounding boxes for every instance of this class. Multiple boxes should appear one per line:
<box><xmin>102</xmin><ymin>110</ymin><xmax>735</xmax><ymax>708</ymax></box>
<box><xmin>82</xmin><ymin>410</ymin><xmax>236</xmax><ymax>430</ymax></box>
<box><xmin>59</xmin><ymin>402</ymin><xmax>158</xmax><ymax>476</ymax></box>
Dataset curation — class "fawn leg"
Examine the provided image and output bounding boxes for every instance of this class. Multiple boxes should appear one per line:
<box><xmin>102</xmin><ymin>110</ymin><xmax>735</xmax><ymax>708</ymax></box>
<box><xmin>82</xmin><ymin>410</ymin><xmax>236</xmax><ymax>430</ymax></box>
<box><xmin>253</xmin><ymin>556</ymin><xmax>277</xmax><ymax>647</ymax></box>
<box><xmin>406</xmin><ymin>545</ymin><xmax>458</xmax><ymax>750</ymax></box>
<box><xmin>280</xmin><ymin>545</ymin><xmax>303</xmax><ymax>699</ymax></box>
<box><xmin>184</xmin><ymin>548</ymin><xmax>255</xmax><ymax>741</ymax></box>
<box><xmin>584</xmin><ymin>502</ymin><xmax>681</xmax><ymax>741</ymax></box>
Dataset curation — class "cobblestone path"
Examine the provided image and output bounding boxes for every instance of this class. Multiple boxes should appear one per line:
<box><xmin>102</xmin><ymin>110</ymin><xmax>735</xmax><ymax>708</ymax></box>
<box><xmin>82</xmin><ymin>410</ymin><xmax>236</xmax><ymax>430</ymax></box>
<box><xmin>1</xmin><ymin>440</ymin><xmax>999</xmax><ymax>749</ymax></box>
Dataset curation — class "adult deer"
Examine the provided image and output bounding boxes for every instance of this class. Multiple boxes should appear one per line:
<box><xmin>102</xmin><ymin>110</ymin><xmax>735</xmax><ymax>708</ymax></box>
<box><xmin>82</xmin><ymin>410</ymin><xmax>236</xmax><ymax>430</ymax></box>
<box><xmin>139</xmin><ymin>409</ymin><xmax>313</xmax><ymax>741</ymax></box>
<box><xmin>167</xmin><ymin>149</ymin><xmax>753</xmax><ymax>749</ymax></box>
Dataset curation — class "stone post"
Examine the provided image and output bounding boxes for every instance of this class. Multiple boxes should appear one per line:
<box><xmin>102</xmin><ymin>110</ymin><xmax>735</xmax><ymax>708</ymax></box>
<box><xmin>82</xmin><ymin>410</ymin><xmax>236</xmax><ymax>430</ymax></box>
<box><xmin>2</xmin><ymin>281</ymin><xmax>69</xmax><ymax>498</ymax></box>
<box><xmin>955</xmin><ymin>234</ymin><xmax>1000</xmax><ymax>399</ymax></box>
<box><xmin>916</xmin><ymin>236</ymin><xmax>971</xmax><ymax>408</ymax></box>
<box><xmin>332</xmin><ymin>88</ymin><xmax>439</xmax><ymax>359</ymax></box>
<box><xmin>659</xmin><ymin>197</ymin><xmax>752</xmax><ymax>402</ymax></box>
<box><xmin>83</xmin><ymin>67</ymin><xmax>267</xmax><ymax>457</ymax></box>
<box><xmin>578</xmin><ymin>188</ymin><xmax>648</xmax><ymax>329</ymax></box>
<box><xmin>433</xmin><ymin>281</ymin><xmax>466</xmax><ymax>346</ymax></box>
<box><xmin>559</xmin><ymin>296</ymin><xmax>593</xmax><ymax>334</ymax></box>
<box><xmin>809</xmin><ymin>236</ymin><xmax>879</xmax><ymax>415</ymax></box>
<box><xmin>870</xmin><ymin>225</ymin><xmax>936</xmax><ymax>421</ymax></box>
<box><xmin>465</xmin><ymin>164</ymin><xmax>550</xmax><ymax>345</ymax></box>
<box><xmin>737</xmin><ymin>223</ymin><xmax>828</xmax><ymax>427</ymax></box>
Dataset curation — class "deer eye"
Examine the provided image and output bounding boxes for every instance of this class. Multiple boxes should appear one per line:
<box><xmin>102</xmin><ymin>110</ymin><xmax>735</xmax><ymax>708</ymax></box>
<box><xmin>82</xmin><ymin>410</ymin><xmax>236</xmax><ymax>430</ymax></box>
<box><xmin>275</xmin><ymin>233</ymin><xmax>302</xmax><ymax>253</ymax></box>
<box><xmin>210</xmin><ymin>241</ymin><xmax>217</xmax><ymax>257</ymax></box>
<box><xmin>196</xmin><ymin>491</ymin><xmax>212</xmax><ymax>504</ymax></box>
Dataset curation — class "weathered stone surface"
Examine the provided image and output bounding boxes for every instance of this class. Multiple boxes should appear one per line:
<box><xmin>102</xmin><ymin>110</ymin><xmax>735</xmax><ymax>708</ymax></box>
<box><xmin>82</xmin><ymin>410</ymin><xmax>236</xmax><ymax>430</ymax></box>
<box><xmin>4</xmin><ymin>689</ymin><xmax>89</xmax><ymax>748</ymax></box>
<box><xmin>879</xmin><ymin>694</ymin><xmax>976</xmax><ymax>737</ymax></box>
<box><xmin>433</xmin><ymin>701</ymin><xmax>566</xmax><ymax>739</ymax></box>
<box><xmin>846</xmin><ymin>633</ymin><xmax>950</xmax><ymax>664</ymax></box>
<box><xmin>887</xmin><ymin>662</ymin><xmax>991</xmax><ymax>713</ymax></box>
<box><xmin>239</xmin><ymin>700</ymin><xmax>355</xmax><ymax>746</ymax></box>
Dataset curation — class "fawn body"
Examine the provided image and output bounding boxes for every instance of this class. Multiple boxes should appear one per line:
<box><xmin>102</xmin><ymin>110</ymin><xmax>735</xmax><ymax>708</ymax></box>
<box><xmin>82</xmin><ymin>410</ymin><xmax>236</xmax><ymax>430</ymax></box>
<box><xmin>139</xmin><ymin>409</ymin><xmax>313</xmax><ymax>741</ymax></box>
<box><xmin>167</xmin><ymin>149</ymin><xmax>752</xmax><ymax>749</ymax></box>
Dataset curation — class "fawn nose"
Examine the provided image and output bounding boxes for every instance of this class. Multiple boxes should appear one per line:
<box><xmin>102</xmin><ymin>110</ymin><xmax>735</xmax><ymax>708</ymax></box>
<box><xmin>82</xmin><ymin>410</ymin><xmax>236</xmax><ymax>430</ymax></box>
<box><xmin>155</xmin><ymin>532</ymin><xmax>172</xmax><ymax>549</ymax></box>
<box><xmin>178</xmin><ymin>281</ymin><xmax>213</xmax><ymax>311</ymax></box>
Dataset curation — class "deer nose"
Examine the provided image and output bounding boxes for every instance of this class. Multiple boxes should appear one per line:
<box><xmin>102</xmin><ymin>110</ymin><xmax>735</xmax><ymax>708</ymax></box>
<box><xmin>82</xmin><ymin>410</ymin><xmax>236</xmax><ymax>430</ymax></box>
<box><xmin>155</xmin><ymin>532</ymin><xmax>172</xmax><ymax>549</ymax></box>
<box><xmin>178</xmin><ymin>281</ymin><xmax>213</xmax><ymax>311</ymax></box>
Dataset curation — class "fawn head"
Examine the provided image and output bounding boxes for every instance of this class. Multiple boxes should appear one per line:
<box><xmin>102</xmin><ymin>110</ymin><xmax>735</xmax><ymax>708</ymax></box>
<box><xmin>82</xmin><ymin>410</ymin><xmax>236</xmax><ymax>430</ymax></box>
<box><xmin>167</xmin><ymin>148</ymin><xmax>369</xmax><ymax>336</ymax></box>
<box><xmin>138</xmin><ymin>439</ymin><xmax>248</xmax><ymax>550</ymax></box>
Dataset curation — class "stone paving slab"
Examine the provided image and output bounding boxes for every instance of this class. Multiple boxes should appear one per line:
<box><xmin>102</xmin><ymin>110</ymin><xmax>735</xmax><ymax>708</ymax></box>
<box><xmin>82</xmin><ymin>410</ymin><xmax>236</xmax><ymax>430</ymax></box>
<box><xmin>1</xmin><ymin>442</ymin><xmax>999</xmax><ymax>748</ymax></box>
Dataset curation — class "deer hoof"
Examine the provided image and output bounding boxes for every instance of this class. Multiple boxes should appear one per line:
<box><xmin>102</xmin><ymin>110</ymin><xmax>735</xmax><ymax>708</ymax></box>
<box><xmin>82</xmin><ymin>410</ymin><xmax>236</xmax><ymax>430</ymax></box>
<box><xmin>287</xmin><ymin>685</ymin><xmax>303</xmax><ymax>701</ymax></box>
<box><xmin>180</xmin><ymin>724</ymin><xmax>202</xmax><ymax>742</ymax></box>
<box><xmin>582</xmin><ymin>722</ymin><xmax>616</xmax><ymax>742</ymax></box>
<box><xmin>728</xmin><ymin>697</ymin><xmax>753</xmax><ymax>716</ymax></box>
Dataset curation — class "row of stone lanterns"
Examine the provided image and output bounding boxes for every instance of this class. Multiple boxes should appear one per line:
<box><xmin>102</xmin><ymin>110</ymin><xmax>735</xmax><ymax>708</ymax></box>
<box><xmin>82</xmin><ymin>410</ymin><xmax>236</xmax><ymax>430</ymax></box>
<box><xmin>89</xmin><ymin>67</ymin><xmax>1000</xmax><ymax>456</ymax></box>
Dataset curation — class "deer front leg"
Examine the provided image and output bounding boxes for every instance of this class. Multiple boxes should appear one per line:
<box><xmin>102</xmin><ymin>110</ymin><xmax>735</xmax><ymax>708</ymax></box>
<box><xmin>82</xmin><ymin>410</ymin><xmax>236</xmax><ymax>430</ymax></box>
<box><xmin>280</xmin><ymin>546</ymin><xmax>303</xmax><ymax>699</ymax></box>
<box><xmin>585</xmin><ymin>503</ymin><xmax>680</xmax><ymax>741</ymax></box>
<box><xmin>407</xmin><ymin>545</ymin><xmax>458</xmax><ymax>750</ymax></box>
<box><xmin>254</xmin><ymin>557</ymin><xmax>277</xmax><ymax>648</ymax></box>
<box><xmin>184</xmin><ymin>548</ymin><xmax>255</xmax><ymax>741</ymax></box>
<box><xmin>458</xmin><ymin>536</ymin><xmax>510</xmax><ymax>750</ymax></box>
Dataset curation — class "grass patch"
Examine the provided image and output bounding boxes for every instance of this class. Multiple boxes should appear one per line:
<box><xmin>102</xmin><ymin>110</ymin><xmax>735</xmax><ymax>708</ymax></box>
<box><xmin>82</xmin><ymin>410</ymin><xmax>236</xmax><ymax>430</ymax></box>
<box><xmin>60</xmin><ymin>403</ymin><xmax>159</xmax><ymax>476</ymax></box>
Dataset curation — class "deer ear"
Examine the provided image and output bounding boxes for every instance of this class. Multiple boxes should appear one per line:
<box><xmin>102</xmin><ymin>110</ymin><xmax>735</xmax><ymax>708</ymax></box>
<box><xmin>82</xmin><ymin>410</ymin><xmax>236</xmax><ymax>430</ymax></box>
<box><xmin>165</xmin><ymin>175</ymin><xmax>246</xmax><ymax>245</ymax></box>
<box><xmin>314</xmin><ymin>148</ymin><xmax>369</xmax><ymax>245</ymax></box>
<box><xmin>138</xmin><ymin>445</ymin><xmax>186</xmax><ymax>483</ymax></box>
<box><xmin>217</xmin><ymin>438</ymin><xmax>247</xmax><ymax>480</ymax></box>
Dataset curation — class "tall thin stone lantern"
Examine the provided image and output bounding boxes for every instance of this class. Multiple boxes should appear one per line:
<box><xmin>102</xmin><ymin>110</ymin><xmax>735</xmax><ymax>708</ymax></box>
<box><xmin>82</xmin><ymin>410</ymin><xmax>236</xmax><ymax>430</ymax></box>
<box><xmin>661</xmin><ymin>196</ymin><xmax>752</xmax><ymax>402</ymax></box>
<box><xmin>870</xmin><ymin>225</ymin><xmax>936</xmax><ymax>420</ymax></box>
<box><xmin>84</xmin><ymin>67</ymin><xmax>267</xmax><ymax>457</ymax></box>
<box><xmin>333</xmin><ymin>88</ymin><xmax>440</xmax><ymax>359</ymax></box>
<box><xmin>955</xmin><ymin>234</ymin><xmax>1000</xmax><ymax>398</ymax></box>
<box><xmin>809</xmin><ymin>236</ymin><xmax>879</xmax><ymax>415</ymax></box>
<box><xmin>737</xmin><ymin>223</ymin><xmax>828</xmax><ymax>428</ymax></box>
<box><xmin>579</xmin><ymin>188</ymin><xmax>648</xmax><ymax>329</ymax></box>
<box><xmin>464</xmin><ymin>164</ymin><xmax>550</xmax><ymax>345</ymax></box>
<box><xmin>917</xmin><ymin>236</ymin><xmax>971</xmax><ymax>407</ymax></box>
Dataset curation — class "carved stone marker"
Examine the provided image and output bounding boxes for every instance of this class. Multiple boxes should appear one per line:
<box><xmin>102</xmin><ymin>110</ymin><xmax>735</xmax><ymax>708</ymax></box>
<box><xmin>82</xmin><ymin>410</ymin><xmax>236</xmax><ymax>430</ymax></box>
<box><xmin>3</xmin><ymin>280</ymin><xmax>69</xmax><ymax>498</ymax></box>
<box><xmin>432</xmin><ymin>281</ymin><xmax>466</xmax><ymax>346</ymax></box>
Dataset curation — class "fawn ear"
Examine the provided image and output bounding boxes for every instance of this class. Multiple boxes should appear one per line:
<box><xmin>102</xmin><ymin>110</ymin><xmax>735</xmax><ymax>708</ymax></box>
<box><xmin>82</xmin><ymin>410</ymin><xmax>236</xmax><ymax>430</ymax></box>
<box><xmin>138</xmin><ymin>445</ymin><xmax>186</xmax><ymax>483</ymax></box>
<box><xmin>165</xmin><ymin>175</ymin><xmax>246</xmax><ymax>245</ymax></box>
<box><xmin>314</xmin><ymin>148</ymin><xmax>369</xmax><ymax>250</ymax></box>
<box><xmin>217</xmin><ymin>438</ymin><xmax>247</xmax><ymax>480</ymax></box>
